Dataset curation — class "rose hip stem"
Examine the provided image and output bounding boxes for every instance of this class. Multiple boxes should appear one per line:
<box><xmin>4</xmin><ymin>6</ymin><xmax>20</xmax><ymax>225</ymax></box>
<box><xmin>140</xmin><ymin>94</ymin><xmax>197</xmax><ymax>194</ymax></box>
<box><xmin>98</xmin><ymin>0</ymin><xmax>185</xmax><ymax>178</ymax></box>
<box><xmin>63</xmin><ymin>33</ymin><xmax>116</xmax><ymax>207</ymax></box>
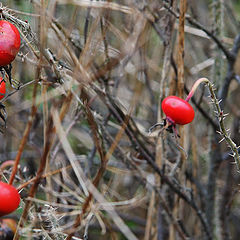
<box><xmin>185</xmin><ymin>77</ymin><xmax>209</xmax><ymax>102</ymax></box>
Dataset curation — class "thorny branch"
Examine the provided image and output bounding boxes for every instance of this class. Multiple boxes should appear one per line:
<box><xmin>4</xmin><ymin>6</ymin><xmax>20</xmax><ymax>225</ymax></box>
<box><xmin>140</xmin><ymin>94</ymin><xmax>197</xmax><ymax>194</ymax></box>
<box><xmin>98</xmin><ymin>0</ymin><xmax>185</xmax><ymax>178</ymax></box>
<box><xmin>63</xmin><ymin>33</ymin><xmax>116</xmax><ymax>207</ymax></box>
<box><xmin>192</xmin><ymin>78</ymin><xmax>240</xmax><ymax>172</ymax></box>
<box><xmin>208</xmin><ymin>84</ymin><xmax>240</xmax><ymax>171</ymax></box>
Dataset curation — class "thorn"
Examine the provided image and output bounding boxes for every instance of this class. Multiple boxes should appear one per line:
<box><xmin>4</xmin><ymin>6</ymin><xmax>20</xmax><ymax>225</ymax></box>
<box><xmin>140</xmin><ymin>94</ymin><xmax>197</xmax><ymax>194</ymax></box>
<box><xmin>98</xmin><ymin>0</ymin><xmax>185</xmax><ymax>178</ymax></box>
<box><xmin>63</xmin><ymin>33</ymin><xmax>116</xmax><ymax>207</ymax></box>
<box><xmin>217</xmin><ymin>99</ymin><xmax>222</xmax><ymax>104</ymax></box>
<box><xmin>223</xmin><ymin>113</ymin><xmax>229</xmax><ymax>117</ymax></box>
<box><xmin>216</xmin><ymin>131</ymin><xmax>222</xmax><ymax>135</ymax></box>
<box><xmin>219</xmin><ymin>138</ymin><xmax>225</xmax><ymax>143</ymax></box>
<box><xmin>229</xmin><ymin>153</ymin><xmax>235</xmax><ymax>157</ymax></box>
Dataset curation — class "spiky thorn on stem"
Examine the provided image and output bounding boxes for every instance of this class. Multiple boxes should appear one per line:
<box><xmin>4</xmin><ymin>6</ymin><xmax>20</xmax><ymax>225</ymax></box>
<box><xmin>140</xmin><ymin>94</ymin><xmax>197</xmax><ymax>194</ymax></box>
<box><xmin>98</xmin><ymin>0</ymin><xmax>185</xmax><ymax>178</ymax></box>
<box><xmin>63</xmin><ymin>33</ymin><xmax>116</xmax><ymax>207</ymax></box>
<box><xmin>186</xmin><ymin>77</ymin><xmax>240</xmax><ymax>172</ymax></box>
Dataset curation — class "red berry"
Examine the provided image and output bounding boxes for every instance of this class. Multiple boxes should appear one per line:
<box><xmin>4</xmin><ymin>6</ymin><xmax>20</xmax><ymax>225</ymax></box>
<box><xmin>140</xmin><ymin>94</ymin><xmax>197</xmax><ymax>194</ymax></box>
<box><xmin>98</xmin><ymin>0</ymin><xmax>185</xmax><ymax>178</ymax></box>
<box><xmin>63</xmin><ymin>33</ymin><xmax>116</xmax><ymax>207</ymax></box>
<box><xmin>0</xmin><ymin>182</ymin><xmax>20</xmax><ymax>217</ymax></box>
<box><xmin>0</xmin><ymin>78</ymin><xmax>6</xmax><ymax>100</ymax></box>
<box><xmin>162</xmin><ymin>96</ymin><xmax>195</xmax><ymax>125</ymax></box>
<box><xmin>0</xmin><ymin>20</ymin><xmax>21</xmax><ymax>66</ymax></box>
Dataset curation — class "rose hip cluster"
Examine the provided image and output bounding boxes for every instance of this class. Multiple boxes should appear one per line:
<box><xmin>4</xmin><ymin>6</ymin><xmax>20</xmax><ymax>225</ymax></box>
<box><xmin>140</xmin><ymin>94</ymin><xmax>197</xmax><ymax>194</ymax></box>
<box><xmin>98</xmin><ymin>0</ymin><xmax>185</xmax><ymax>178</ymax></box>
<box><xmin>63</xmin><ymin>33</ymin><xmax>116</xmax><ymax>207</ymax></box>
<box><xmin>0</xmin><ymin>20</ymin><xmax>21</xmax><ymax>218</ymax></box>
<box><xmin>0</xmin><ymin>19</ymin><xmax>21</xmax><ymax>99</ymax></box>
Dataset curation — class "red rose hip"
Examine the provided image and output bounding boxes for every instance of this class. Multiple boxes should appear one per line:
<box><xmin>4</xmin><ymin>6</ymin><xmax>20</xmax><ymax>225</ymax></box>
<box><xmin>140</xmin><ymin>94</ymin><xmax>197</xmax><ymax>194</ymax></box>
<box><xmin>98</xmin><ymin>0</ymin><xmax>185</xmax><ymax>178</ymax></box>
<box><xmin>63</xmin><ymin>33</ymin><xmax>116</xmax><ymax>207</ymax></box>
<box><xmin>0</xmin><ymin>78</ymin><xmax>6</xmax><ymax>100</ymax></box>
<box><xmin>162</xmin><ymin>96</ymin><xmax>195</xmax><ymax>125</ymax></box>
<box><xmin>0</xmin><ymin>181</ymin><xmax>20</xmax><ymax>217</ymax></box>
<box><xmin>0</xmin><ymin>20</ymin><xmax>21</xmax><ymax>66</ymax></box>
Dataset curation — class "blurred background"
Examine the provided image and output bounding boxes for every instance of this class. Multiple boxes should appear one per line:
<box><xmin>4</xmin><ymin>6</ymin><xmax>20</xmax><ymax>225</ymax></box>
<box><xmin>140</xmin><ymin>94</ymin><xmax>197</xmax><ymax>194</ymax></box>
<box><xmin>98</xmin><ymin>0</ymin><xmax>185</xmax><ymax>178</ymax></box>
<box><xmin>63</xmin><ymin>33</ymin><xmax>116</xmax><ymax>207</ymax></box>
<box><xmin>0</xmin><ymin>0</ymin><xmax>240</xmax><ymax>239</ymax></box>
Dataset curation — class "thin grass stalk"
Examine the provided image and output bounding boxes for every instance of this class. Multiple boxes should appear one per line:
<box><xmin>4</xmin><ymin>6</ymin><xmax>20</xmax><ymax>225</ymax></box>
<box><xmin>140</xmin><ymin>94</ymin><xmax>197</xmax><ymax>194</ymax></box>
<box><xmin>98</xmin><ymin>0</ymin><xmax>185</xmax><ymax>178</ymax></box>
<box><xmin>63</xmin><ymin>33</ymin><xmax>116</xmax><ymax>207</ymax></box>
<box><xmin>155</xmin><ymin>1</ymin><xmax>177</xmax><ymax>238</ymax></box>
<box><xmin>144</xmin><ymin>191</ymin><xmax>155</xmax><ymax>240</ymax></box>
<box><xmin>177</xmin><ymin>0</ymin><xmax>186</xmax><ymax>98</ymax></box>
<box><xmin>210</xmin><ymin>2</ymin><xmax>225</xmax><ymax>237</ymax></box>
<box><xmin>176</xmin><ymin>0</ymin><xmax>187</xmax><ymax>168</ymax></box>
<box><xmin>40</xmin><ymin>0</ymin><xmax>52</xmax><ymax>204</ymax></box>
<box><xmin>175</xmin><ymin>1</ymin><xmax>187</xmax><ymax>239</ymax></box>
